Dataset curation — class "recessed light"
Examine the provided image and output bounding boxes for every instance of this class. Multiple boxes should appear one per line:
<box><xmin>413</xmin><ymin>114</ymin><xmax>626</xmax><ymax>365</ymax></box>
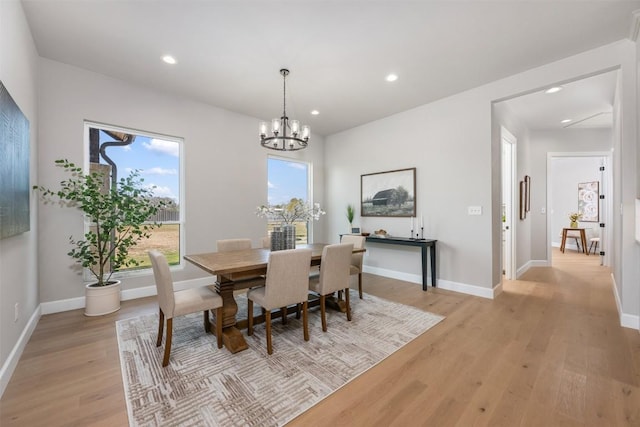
<box><xmin>545</xmin><ymin>86</ymin><xmax>563</xmax><ymax>94</ymax></box>
<box><xmin>385</xmin><ymin>73</ymin><xmax>398</xmax><ymax>82</ymax></box>
<box><xmin>561</xmin><ymin>119</ymin><xmax>572</xmax><ymax>124</ymax></box>
<box><xmin>311</xmin><ymin>110</ymin><xmax>320</xmax><ymax>116</ymax></box>
<box><xmin>162</xmin><ymin>55</ymin><xmax>177</xmax><ymax>65</ymax></box>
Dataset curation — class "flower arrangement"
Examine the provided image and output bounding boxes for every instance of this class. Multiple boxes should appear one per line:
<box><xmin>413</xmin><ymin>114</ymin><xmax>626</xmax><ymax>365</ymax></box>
<box><xmin>568</xmin><ymin>212</ymin><xmax>582</xmax><ymax>223</ymax></box>
<box><xmin>256</xmin><ymin>198</ymin><xmax>326</xmax><ymax>224</ymax></box>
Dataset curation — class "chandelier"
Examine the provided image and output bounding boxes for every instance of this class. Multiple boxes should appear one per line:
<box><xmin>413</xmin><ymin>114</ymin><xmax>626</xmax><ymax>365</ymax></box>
<box><xmin>259</xmin><ymin>69</ymin><xmax>310</xmax><ymax>151</ymax></box>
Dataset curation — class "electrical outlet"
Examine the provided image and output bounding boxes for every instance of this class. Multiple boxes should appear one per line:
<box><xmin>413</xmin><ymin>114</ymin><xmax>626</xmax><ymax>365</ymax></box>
<box><xmin>468</xmin><ymin>206</ymin><xmax>482</xmax><ymax>215</ymax></box>
<box><xmin>541</xmin><ymin>207</ymin><xmax>546</xmax><ymax>214</ymax></box>
<box><xmin>14</xmin><ymin>303</ymin><xmax>19</xmax><ymax>322</ymax></box>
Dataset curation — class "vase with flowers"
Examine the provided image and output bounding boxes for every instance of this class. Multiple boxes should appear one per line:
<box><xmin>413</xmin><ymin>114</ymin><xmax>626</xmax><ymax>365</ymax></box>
<box><xmin>256</xmin><ymin>198</ymin><xmax>325</xmax><ymax>250</ymax></box>
<box><xmin>568</xmin><ymin>212</ymin><xmax>582</xmax><ymax>228</ymax></box>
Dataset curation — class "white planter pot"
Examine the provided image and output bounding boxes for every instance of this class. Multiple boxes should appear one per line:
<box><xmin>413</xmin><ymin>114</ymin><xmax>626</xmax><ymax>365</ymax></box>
<box><xmin>85</xmin><ymin>280</ymin><xmax>121</xmax><ymax>316</ymax></box>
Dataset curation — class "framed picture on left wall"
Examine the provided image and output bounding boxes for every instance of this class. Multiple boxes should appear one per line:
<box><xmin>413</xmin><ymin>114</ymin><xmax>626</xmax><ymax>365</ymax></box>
<box><xmin>0</xmin><ymin>80</ymin><xmax>30</xmax><ymax>239</ymax></box>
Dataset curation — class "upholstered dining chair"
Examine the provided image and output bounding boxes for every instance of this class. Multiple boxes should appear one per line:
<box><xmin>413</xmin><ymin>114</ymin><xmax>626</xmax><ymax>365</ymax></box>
<box><xmin>247</xmin><ymin>248</ymin><xmax>313</xmax><ymax>354</ymax></box>
<box><xmin>217</xmin><ymin>238</ymin><xmax>252</xmax><ymax>252</ymax></box>
<box><xmin>308</xmin><ymin>243</ymin><xmax>354</xmax><ymax>332</ymax></box>
<box><xmin>148</xmin><ymin>250</ymin><xmax>223</xmax><ymax>367</ymax></box>
<box><xmin>341</xmin><ymin>234</ymin><xmax>366</xmax><ymax>299</ymax></box>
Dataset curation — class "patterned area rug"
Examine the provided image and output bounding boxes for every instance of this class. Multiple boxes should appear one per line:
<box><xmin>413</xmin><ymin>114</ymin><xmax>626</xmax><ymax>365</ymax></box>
<box><xmin>116</xmin><ymin>293</ymin><xmax>444</xmax><ymax>426</ymax></box>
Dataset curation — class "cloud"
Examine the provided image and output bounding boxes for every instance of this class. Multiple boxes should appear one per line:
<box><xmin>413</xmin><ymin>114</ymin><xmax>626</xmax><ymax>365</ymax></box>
<box><xmin>144</xmin><ymin>167</ymin><xmax>177</xmax><ymax>176</ymax></box>
<box><xmin>143</xmin><ymin>139</ymin><xmax>179</xmax><ymax>157</ymax></box>
<box><xmin>288</xmin><ymin>162</ymin><xmax>307</xmax><ymax>170</ymax></box>
<box><xmin>147</xmin><ymin>184</ymin><xmax>177</xmax><ymax>201</ymax></box>
<box><xmin>267</xmin><ymin>181</ymin><xmax>275</xmax><ymax>189</ymax></box>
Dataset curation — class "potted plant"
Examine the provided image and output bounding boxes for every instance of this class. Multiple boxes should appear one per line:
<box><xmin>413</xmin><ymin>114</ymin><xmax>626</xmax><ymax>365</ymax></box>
<box><xmin>34</xmin><ymin>159</ymin><xmax>164</xmax><ymax>316</ymax></box>
<box><xmin>256</xmin><ymin>198</ymin><xmax>325</xmax><ymax>250</ymax></box>
<box><xmin>346</xmin><ymin>204</ymin><xmax>355</xmax><ymax>232</ymax></box>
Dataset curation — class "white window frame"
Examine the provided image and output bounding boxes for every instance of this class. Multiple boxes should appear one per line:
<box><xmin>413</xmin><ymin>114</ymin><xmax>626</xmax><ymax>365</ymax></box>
<box><xmin>83</xmin><ymin>121</ymin><xmax>185</xmax><ymax>279</ymax></box>
<box><xmin>267</xmin><ymin>155</ymin><xmax>313</xmax><ymax>243</ymax></box>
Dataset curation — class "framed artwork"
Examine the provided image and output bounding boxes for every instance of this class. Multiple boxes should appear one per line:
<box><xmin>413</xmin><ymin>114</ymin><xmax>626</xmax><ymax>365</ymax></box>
<box><xmin>524</xmin><ymin>175</ymin><xmax>531</xmax><ymax>213</ymax></box>
<box><xmin>519</xmin><ymin>180</ymin><xmax>526</xmax><ymax>220</ymax></box>
<box><xmin>0</xmin><ymin>80</ymin><xmax>30</xmax><ymax>239</ymax></box>
<box><xmin>578</xmin><ymin>181</ymin><xmax>599</xmax><ymax>222</ymax></box>
<box><xmin>361</xmin><ymin>167</ymin><xmax>416</xmax><ymax>217</ymax></box>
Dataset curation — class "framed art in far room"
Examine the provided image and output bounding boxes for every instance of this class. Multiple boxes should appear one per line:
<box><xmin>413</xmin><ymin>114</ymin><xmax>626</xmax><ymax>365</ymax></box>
<box><xmin>578</xmin><ymin>181</ymin><xmax>599</xmax><ymax>222</ymax></box>
<box><xmin>361</xmin><ymin>167</ymin><xmax>416</xmax><ymax>217</ymax></box>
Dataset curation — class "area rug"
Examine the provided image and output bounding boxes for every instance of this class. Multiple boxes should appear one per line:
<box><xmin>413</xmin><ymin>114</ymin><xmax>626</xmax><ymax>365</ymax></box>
<box><xmin>116</xmin><ymin>293</ymin><xmax>444</xmax><ymax>426</ymax></box>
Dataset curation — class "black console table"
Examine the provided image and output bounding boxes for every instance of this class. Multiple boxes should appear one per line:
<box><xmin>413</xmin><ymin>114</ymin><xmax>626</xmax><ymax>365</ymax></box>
<box><xmin>364</xmin><ymin>236</ymin><xmax>437</xmax><ymax>291</ymax></box>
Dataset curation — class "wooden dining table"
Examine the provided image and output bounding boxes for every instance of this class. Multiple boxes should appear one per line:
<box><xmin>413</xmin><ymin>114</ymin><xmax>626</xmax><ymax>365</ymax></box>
<box><xmin>184</xmin><ymin>243</ymin><xmax>365</xmax><ymax>353</ymax></box>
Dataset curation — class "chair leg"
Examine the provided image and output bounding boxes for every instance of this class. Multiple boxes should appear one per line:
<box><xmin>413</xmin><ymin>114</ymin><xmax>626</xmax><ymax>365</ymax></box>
<box><xmin>162</xmin><ymin>318</ymin><xmax>173</xmax><ymax>367</ymax></box>
<box><xmin>296</xmin><ymin>303</ymin><xmax>301</xmax><ymax>319</ymax></box>
<box><xmin>247</xmin><ymin>299</ymin><xmax>254</xmax><ymax>336</ymax></box>
<box><xmin>215</xmin><ymin>307</ymin><xmax>223</xmax><ymax>349</ymax></box>
<box><xmin>320</xmin><ymin>295</ymin><xmax>327</xmax><ymax>332</ymax></box>
<box><xmin>345</xmin><ymin>287</ymin><xmax>352</xmax><ymax>321</ymax></box>
<box><xmin>281</xmin><ymin>307</ymin><xmax>287</xmax><ymax>325</ymax></box>
<box><xmin>266</xmin><ymin>310</ymin><xmax>273</xmax><ymax>355</ymax></box>
<box><xmin>203</xmin><ymin>310</ymin><xmax>211</xmax><ymax>333</ymax></box>
<box><xmin>156</xmin><ymin>308</ymin><xmax>165</xmax><ymax>347</ymax></box>
<box><xmin>302</xmin><ymin>301</ymin><xmax>309</xmax><ymax>341</ymax></box>
<box><xmin>358</xmin><ymin>273</ymin><xmax>363</xmax><ymax>299</ymax></box>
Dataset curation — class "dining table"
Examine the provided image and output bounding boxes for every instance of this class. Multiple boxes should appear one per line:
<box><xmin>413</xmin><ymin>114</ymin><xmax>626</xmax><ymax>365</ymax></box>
<box><xmin>184</xmin><ymin>243</ymin><xmax>365</xmax><ymax>353</ymax></box>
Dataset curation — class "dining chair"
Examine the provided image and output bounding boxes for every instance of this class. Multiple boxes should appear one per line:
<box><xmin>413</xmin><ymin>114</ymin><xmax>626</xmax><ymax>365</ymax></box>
<box><xmin>247</xmin><ymin>248</ymin><xmax>313</xmax><ymax>354</ymax></box>
<box><xmin>308</xmin><ymin>243</ymin><xmax>354</xmax><ymax>332</ymax></box>
<box><xmin>217</xmin><ymin>238</ymin><xmax>252</xmax><ymax>252</ymax></box>
<box><xmin>148</xmin><ymin>250</ymin><xmax>223</xmax><ymax>367</ymax></box>
<box><xmin>341</xmin><ymin>234</ymin><xmax>366</xmax><ymax>299</ymax></box>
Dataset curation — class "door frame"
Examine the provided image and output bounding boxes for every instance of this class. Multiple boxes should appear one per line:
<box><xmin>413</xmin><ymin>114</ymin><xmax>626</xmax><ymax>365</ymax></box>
<box><xmin>546</xmin><ymin>151</ymin><xmax>612</xmax><ymax>266</ymax></box>
<box><xmin>501</xmin><ymin>126</ymin><xmax>517</xmax><ymax>280</ymax></box>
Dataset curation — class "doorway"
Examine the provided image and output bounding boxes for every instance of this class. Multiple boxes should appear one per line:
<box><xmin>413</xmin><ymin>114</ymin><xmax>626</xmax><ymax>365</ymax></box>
<box><xmin>501</xmin><ymin>127</ymin><xmax>516</xmax><ymax>279</ymax></box>
<box><xmin>547</xmin><ymin>153</ymin><xmax>610</xmax><ymax>266</ymax></box>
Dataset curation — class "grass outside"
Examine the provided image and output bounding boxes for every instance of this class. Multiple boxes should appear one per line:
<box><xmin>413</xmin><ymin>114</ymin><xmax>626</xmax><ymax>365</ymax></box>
<box><xmin>125</xmin><ymin>224</ymin><xmax>180</xmax><ymax>270</ymax></box>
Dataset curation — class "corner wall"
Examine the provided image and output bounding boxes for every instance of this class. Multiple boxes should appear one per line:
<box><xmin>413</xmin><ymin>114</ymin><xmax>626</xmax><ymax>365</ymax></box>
<box><xmin>325</xmin><ymin>40</ymin><xmax>638</xmax><ymax>320</ymax></box>
<box><xmin>0</xmin><ymin>0</ymin><xmax>40</xmax><ymax>395</ymax></box>
<box><xmin>36</xmin><ymin>59</ymin><xmax>326</xmax><ymax>303</ymax></box>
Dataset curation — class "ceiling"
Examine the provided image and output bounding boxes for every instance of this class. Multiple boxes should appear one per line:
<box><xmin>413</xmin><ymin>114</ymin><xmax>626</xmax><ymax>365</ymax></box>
<box><xmin>21</xmin><ymin>1</ymin><xmax>640</xmax><ymax>136</ymax></box>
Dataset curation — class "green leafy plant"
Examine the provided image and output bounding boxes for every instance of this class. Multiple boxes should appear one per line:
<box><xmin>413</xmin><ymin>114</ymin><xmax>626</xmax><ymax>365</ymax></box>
<box><xmin>33</xmin><ymin>159</ymin><xmax>165</xmax><ymax>286</ymax></box>
<box><xmin>346</xmin><ymin>204</ymin><xmax>355</xmax><ymax>226</ymax></box>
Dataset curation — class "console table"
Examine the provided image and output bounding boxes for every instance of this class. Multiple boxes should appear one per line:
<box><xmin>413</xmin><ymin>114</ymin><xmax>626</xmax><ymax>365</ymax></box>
<box><xmin>364</xmin><ymin>236</ymin><xmax>437</xmax><ymax>291</ymax></box>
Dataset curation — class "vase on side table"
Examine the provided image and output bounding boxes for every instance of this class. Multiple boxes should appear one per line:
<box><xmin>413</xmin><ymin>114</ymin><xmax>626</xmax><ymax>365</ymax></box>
<box><xmin>570</xmin><ymin>221</ymin><xmax>578</xmax><ymax>228</ymax></box>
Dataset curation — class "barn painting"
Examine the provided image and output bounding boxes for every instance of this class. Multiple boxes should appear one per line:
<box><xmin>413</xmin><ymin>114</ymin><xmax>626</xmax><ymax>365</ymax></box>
<box><xmin>361</xmin><ymin>168</ymin><xmax>415</xmax><ymax>217</ymax></box>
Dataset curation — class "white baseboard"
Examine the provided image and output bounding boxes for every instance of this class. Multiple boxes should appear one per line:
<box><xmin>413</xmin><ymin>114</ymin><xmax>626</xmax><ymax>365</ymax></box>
<box><xmin>40</xmin><ymin>276</ymin><xmax>215</xmax><ymax>315</ymax></box>
<box><xmin>610</xmin><ymin>273</ymin><xmax>640</xmax><ymax>330</ymax></box>
<box><xmin>516</xmin><ymin>259</ymin><xmax>549</xmax><ymax>278</ymax></box>
<box><xmin>0</xmin><ymin>305</ymin><xmax>41</xmax><ymax>399</ymax></box>
<box><xmin>363</xmin><ymin>266</ymin><xmax>495</xmax><ymax>299</ymax></box>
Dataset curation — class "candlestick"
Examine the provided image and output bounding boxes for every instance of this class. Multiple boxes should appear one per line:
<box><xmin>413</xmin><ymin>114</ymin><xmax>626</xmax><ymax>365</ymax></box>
<box><xmin>421</xmin><ymin>226</ymin><xmax>424</xmax><ymax>239</ymax></box>
<box><xmin>421</xmin><ymin>215</ymin><xmax>424</xmax><ymax>228</ymax></box>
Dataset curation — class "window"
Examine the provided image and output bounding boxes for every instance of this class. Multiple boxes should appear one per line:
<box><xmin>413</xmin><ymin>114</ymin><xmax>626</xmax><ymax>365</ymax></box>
<box><xmin>85</xmin><ymin>122</ymin><xmax>183</xmax><ymax>273</ymax></box>
<box><xmin>267</xmin><ymin>157</ymin><xmax>311</xmax><ymax>244</ymax></box>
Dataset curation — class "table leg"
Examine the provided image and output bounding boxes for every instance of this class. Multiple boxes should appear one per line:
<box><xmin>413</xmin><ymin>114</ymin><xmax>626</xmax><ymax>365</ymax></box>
<box><xmin>421</xmin><ymin>246</ymin><xmax>428</xmax><ymax>291</ymax></box>
<box><xmin>561</xmin><ymin>229</ymin><xmax>568</xmax><ymax>253</ymax></box>
<box><xmin>430</xmin><ymin>243</ymin><xmax>437</xmax><ymax>287</ymax></box>
<box><xmin>581</xmin><ymin>230</ymin><xmax>588</xmax><ymax>255</ymax></box>
<box><xmin>214</xmin><ymin>277</ymin><xmax>248</xmax><ymax>353</ymax></box>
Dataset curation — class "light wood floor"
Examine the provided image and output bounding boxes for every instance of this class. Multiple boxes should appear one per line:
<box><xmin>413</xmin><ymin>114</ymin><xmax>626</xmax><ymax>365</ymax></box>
<box><xmin>1</xmin><ymin>248</ymin><xmax>639</xmax><ymax>426</ymax></box>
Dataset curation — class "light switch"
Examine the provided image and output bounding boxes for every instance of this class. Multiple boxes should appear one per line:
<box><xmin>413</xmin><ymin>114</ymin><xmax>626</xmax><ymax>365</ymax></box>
<box><xmin>468</xmin><ymin>206</ymin><xmax>482</xmax><ymax>215</ymax></box>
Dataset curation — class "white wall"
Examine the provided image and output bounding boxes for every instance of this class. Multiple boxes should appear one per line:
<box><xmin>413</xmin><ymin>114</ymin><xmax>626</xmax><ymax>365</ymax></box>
<box><xmin>37</xmin><ymin>59</ymin><xmax>326</xmax><ymax>303</ymax></box>
<box><xmin>325</xmin><ymin>40</ymin><xmax>638</xmax><ymax>317</ymax></box>
<box><xmin>0</xmin><ymin>0</ymin><xmax>40</xmax><ymax>393</ymax></box>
